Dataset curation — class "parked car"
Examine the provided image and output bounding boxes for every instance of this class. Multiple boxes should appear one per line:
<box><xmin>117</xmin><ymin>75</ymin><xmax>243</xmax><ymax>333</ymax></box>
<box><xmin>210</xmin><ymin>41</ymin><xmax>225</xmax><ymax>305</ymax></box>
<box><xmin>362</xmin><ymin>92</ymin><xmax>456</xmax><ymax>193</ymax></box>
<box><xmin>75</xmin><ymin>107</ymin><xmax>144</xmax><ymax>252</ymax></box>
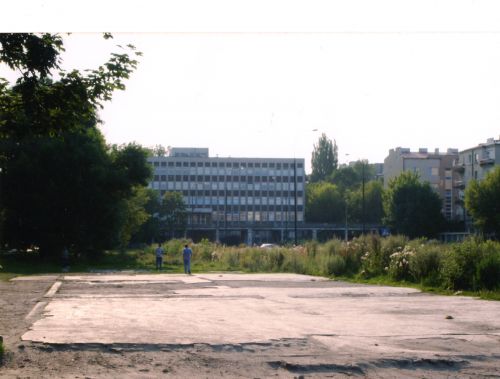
<box><xmin>259</xmin><ymin>243</ymin><xmax>278</xmax><ymax>249</ymax></box>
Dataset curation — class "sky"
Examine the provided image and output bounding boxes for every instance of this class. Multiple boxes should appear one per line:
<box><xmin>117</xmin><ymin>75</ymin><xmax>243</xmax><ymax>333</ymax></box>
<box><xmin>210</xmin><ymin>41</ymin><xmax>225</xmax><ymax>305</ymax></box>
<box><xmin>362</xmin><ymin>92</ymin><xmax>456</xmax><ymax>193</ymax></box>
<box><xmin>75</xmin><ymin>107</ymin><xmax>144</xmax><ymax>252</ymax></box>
<box><xmin>2</xmin><ymin>1</ymin><xmax>500</xmax><ymax>173</ymax></box>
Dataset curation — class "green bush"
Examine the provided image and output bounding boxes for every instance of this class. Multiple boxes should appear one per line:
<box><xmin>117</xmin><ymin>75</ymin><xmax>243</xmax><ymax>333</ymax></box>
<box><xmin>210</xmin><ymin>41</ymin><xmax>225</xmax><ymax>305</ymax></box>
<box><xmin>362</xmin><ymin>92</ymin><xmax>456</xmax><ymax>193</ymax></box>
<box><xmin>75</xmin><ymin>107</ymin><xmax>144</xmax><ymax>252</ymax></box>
<box><xmin>476</xmin><ymin>252</ymin><xmax>500</xmax><ymax>290</ymax></box>
<box><xmin>408</xmin><ymin>241</ymin><xmax>443</xmax><ymax>286</ymax></box>
<box><xmin>440</xmin><ymin>237</ymin><xmax>499</xmax><ymax>290</ymax></box>
<box><xmin>323</xmin><ymin>254</ymin><xmax>346</xmax><ymax>276</ymax></box>
<box><xmin>387</xmin><ymin>246</ymin><xmax>415</xmax><ymax>281</ymax></box>
<box><xmin>361</xmin><ymin>235</ymin><xmax>408</xmax><ymax>277</ymax></box>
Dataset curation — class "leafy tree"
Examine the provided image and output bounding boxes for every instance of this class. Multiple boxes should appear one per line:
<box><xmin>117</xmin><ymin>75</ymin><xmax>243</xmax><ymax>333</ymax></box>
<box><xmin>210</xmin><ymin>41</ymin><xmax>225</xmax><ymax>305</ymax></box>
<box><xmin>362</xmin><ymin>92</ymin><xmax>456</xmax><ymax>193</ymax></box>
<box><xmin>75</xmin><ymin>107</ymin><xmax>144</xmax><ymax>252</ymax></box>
<box><xmin>383</xmin><ymin>171</ymin><xmax>444</xmax><ymax>238</ymax></box>
<box><xmin>347</xmin><ymin>180</ymin><xmax>384</xmax><ymax>224</ymax></box>
<box><xmin>0</xmin><ymin>33</ymin><xmax>147</xmax><ymax>258</ymax></box>
<box><xmin>305</xmin><ymin>182</ymin><xmax>345</xmax><ymax>223</ymax></box>
<box><xmin>2</xmin><ymin>130</ymin><xmax>151</xmax><ymax>257</ymax></box>
<box><xmin>465</xmin><ymin>166</ymin><xmax>500</xmax><ymax>238</ymax></box>
<box><xmin>131</xmin><ymin>188</ymin><xmax>162</xmax><ymax>244</ymax></box>
<box><xmin>310</xmin><ymin>133</ymin><xmax>338</xmax><ymax>182</ymax></box>
<box><xmin>160</xmin><ymin>192</ymin><xmax>187</xmax><ymax>239</ymax></box>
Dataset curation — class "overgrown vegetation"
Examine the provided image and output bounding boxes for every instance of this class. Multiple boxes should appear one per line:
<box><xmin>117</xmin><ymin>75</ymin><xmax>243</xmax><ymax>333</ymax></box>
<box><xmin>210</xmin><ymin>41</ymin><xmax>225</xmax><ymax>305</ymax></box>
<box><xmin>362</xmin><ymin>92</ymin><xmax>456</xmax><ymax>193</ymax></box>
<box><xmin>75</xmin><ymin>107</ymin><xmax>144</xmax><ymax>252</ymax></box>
<box><xmin>2</xmin><ymin>236</ymin><xmax>499</xmax><ymax>299</ymax></box>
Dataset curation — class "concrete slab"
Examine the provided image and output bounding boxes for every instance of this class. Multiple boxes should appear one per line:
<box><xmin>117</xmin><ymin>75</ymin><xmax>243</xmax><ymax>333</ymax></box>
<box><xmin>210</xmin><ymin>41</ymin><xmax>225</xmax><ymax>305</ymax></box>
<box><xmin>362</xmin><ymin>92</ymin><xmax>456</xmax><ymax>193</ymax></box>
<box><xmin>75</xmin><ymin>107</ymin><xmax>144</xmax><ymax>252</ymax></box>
<box><xmin>22</xmin><ymin>273</ymin><xmax>500</xmax><ymax>347</ymax></box>
<box><xmin>11</xmin><ymin>275</ymin><xmax>59</xmax><ymax>281</ymax></box>
<box><xmin>198</xmin><ymin>273</ymin><xmax>329</xmax><ymax>282</ymax></box>
<box><xmin>63</xmin><ymin>274</ymin><xmax>210</xmax><ymax>284</ymax></box>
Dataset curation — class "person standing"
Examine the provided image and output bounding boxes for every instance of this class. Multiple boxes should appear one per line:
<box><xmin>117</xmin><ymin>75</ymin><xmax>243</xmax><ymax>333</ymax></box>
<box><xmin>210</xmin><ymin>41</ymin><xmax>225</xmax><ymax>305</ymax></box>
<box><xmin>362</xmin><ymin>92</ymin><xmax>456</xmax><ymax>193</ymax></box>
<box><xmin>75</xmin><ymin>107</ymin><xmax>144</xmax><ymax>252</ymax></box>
<box><xmin>155</xmin><ymin>243</ymin><xmax>164</xmax><ymax>270</ymax></box>
<box><xmin>182</xmin><ymin>244</ymin><xmax>193</xmax><ymax>274</ymax></box>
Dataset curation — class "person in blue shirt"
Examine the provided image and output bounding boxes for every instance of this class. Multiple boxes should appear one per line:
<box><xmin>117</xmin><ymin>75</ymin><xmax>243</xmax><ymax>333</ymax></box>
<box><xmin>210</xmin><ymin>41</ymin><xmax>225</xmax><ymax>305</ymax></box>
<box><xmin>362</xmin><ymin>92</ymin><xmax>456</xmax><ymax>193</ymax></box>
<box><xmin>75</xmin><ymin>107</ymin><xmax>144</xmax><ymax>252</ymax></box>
<box><xmin>155</xmin><ymin>243</ymin><xmax>164</xmax><ymax>270</ymax></box>
<box><xmin>182</xmin><ymin>244</ymin><xmax>193</xmax><ymax>274</ymax></box>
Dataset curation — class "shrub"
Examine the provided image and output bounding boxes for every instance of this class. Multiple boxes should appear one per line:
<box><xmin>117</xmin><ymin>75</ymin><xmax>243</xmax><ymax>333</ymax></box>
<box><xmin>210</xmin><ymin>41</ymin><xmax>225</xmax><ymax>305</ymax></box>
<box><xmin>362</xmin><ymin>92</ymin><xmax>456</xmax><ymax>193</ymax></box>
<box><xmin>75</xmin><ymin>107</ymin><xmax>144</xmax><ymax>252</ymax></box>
<box><xmin>440</xmin><ymin>237</ymin><xmax>499</xmax><ymax>290</ymax></box>
<box><xmin>361</xmin><ymin>235</ymin><xmax>408</xmax><ymax>277</ymax></box>
<box><xmin>409</xmin><ymin>245</ymin><xmax>442</xmax><ymax>286</ymax></box>
<box><xmin>388</xmin><ymin>246</ymin><xmax>415</xmax><ymax>281</ymax></box>
<box><xmin>323</xmin><ymin>254</ymin><xmax>346</xmax><ymax>276</ymax></box>
<box><xmin>476</xmin><ymin>252</ymin><xmax>500</xmax><ymax>290</ymax></box>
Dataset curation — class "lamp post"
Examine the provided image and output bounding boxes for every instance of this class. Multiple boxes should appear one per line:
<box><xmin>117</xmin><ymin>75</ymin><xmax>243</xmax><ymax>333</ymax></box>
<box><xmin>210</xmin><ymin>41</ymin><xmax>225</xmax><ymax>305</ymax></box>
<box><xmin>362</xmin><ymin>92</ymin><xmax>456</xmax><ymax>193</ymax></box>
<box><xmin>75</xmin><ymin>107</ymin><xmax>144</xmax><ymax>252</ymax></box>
<box><xmin>294</xmin><ymin>158</ymin><xmax>298</xmax><ymax>245</ymax></box>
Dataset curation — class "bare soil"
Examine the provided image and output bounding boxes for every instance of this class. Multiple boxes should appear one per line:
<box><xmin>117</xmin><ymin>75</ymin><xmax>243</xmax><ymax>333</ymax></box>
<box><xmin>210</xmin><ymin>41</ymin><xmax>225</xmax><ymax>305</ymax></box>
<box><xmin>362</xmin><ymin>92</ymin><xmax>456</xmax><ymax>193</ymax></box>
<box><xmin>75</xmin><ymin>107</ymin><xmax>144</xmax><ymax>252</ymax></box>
<box><xmin>1</xmin><ymin>274</ymin><xmax>499</xmax><ymax>378</ymax></box>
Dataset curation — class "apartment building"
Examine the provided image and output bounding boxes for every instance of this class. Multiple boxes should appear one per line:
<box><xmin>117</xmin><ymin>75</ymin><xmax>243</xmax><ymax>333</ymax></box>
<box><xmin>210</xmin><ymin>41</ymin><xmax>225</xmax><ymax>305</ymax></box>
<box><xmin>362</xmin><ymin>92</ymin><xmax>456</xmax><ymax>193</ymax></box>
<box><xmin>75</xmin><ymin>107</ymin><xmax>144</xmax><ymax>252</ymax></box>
<box><xmin>148</xmin><ymin>147</ymin><xmax>305</xmax><ymax>243</ymax></box>
<box><xmin>453</xmin><ymin>137</ymin><xmax>500</xmax><ymax>223</ymax></box>
<box><xmin>383</xmin><ymin>147</ymin><xmax>459</xmax><ymax>220</ymax></box>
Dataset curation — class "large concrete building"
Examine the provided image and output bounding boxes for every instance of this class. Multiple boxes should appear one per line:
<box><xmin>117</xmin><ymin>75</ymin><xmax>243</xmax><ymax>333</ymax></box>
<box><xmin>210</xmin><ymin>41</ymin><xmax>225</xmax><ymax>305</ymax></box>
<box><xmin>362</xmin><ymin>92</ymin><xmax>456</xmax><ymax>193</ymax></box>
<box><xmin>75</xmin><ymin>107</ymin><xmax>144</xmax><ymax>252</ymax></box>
<box><xmin>453</xmin><ymin>137</ymin><xmax>500</xmax><ymax>226</ymax></box>
<box><xmin>148</xmin><ymin>147</ymin><xmax>305</xmax><ymax>244</ymax></box>
<box><xmin>383</xmin><ymin>147</ymin><xmax>459</xmax><ymax>220</ymax></box>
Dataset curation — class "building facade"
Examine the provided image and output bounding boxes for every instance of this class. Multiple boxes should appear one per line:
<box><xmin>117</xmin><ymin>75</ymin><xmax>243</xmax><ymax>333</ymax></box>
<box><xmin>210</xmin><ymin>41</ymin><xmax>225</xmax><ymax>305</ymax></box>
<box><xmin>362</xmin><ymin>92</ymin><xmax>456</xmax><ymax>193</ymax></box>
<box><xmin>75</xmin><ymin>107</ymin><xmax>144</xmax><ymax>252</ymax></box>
<box><xmin>148</xmin><ymin>147</ymin><xmax>305</xmax><ymax>244</ymax></box>
<box><xmin>383</xmin><ymin>147</ymin><xmax>459</xmax><ymax>220</ymax></box>
<box><xmin>452</xmin><ymin>137</ymin><xmax>500</xmax><ymax>226</ymax></box>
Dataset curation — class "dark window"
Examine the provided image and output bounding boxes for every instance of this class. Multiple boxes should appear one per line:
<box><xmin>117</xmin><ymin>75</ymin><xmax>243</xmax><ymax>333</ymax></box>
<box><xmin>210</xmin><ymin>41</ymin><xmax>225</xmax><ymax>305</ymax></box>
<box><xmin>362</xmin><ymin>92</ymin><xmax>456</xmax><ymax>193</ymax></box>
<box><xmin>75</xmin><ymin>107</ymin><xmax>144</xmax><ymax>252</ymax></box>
<box><xmin>218</xmin><ymin>190</ymin><xmax>224</xmax><ymax>196</ymax></box>
<box><xmin>248</xmin><ymin>177</ymin><xmax>253</xmax><ymax>184</ymax></box>
<box><xmin>248</xmin><ymin>162</ymin><xmax>254</xmax><ymax>168</ymax></box>
<box><xmin>234</xmin><ymin>176</ymin><xmax>240</xmax><ymax>182</ymax></box>
<box><xmin>183</xmin><ymin>175</ymin><xmax>188</xmax><ymax>181</ymax></box>
<box><xmin>276</xmin><ymin>163</ymin><xmax>281</xmax><ymax>169</ymax></box>
<box><xmin>154</xmin><ymin>175</ymin><xmax>159</xmax><ymax>180</ymax></box>
<box><xmin>153</xmin><ymin>162</ymin><xmax>159</xmax><ymax>167</ymax></box>
<box><xmin>240</xmin><ymin>162</ymin><xmax>247</xmax><ymax>168</ymax></box>
<box><xmin>204</xmin><ymin>162</ymin><xmax>210</xmax><ymax>167</ymax></box>
<box><xmin>297</xmin><ymin>163</ymin><xmax>304</xmax><ymax>169</ymax></box>
<box><xmin>168</xmin><ymin>175</ymin><xmax>174</xmax><ymax>181</ymax></box>
<box><xmin>175</xmin><ymin>175</ymin><xmax>181</xmax><ymax>181</ymax></box>
<box><xmin>160</xmin><ymin>175</ymin><xmax>166</xmax><ymax>181</ymax></box>
<box><xmin>175</xmin><ymin>162</ymin><xmax>181</xmax><ymax>167</ymax></box>
<box><xmin>297</xmin><ymin>176</ymin><xmax>304</xmax><ymax>182</ymax></box>
<box><xmin>204</xmin><ymin>190</ymin><xmax>210</xmax><ymax>196</ymax></box>
<box><xmin>269</xmin><ymin>162</ymin><xmax>275</xmax><ymax>168</ymax></box>
<box><xmin>161</xmin><ymin>161</ymin><xmax>166</xmax><ymax>167</ymax></box>
<box><xmin>219</xmin><ymin>175</ymin><xmax>224</xmax><ymax>181</ymax></box>
<box><xmin>240</xmin><ymin>176</ymin><xmax>246</xmax><ymax>182</ymax></box>
<box><xmin>276</xmin><ymin>176</ymin><xmax>282</xmax><ymax>182</ymax></box>
<box><xmin>254</xmin><ymin>190</ymin><xmax>261</xmax><ymax>196</ymax></box>
<box><xmin>160</xmin><ymin>190</ymin><xmax>166</xmax><ymax>196</ymax></box>
<box><xmin>232</xmin><ymin>162</ymin><xmax>239</xmax><ymax>168</ymax></box>
<box><xmin>197</xmin><ymin>175</ymin><xmax>203</xmax><ymax>182</ymax></box>
<box><xmin>197</xmin><ymin>162</ymin><xmax>203</xmax><ymax>167</ymax></box>
<box><xmin>262</xmin><ymin>176</ymin><xmax>268</xmax><ymax>182</ymax></box>
<box><xmin>283</xmin><ymin>163</ymin><xmax>289</xmax><ymax>169</ymax></box>
<box><xmin>255</xmin><ymin>176</ymin><xmax>261</xmax><ymax>182</ymax></box>
<box><xmin>211</xmin><ymin>162</ymin><xmax>217</xmax><ymax>167</ymax></box>
<box><xmin>255</xmin><ymin>162</ymin><xmax>261</xmax><ymax>168</ymax></box>
<box><xmin>182</xmin><ymin>190</ymin><xmax>188</xmax><ymax>196</ymax></box>
<box><xmin>168</xmin><ymin>162</ymin><xmax>174</xmax><ymax>167</ymax></box>
<box><xmin>190</xmin><ymin>162</ymin><xmax>196</xmax><ymax>167</ymax></box>
<box><xmin>190</xmin><ymin>175</ymin><xmax>195</xmax><ymax>181</ymax></box>
<box><xmin>204</xmin><ymin>176</ymin><xmax>210</xmax><ymax>181</ymax></box>
<box><xmin>298</xmin><ymin>205</ymin><xmax>304</xmax><ymax>211</ymax></box>
<box><xmin>183</xmin><ymin>162</ymin><xmax>188</xmax><ymax>167</ymax></box>
<box><xmin>218</xmin><ymin>162</ymin><xmax>225</xmax><ymax>167</ymax></box>
<box><xmin>226</xmin><ymin>162</ymin><xmax>232</xmax><ymax>167</ymax></box>
<box><xmin>262</xmin><ymin>163</ymin><xmax>268</xmax><ymax>168</ymax></box>
<box><xmin>297</xmin><ymin>191</ymin><xmax>304</xmax><ymax>197</ymax></box>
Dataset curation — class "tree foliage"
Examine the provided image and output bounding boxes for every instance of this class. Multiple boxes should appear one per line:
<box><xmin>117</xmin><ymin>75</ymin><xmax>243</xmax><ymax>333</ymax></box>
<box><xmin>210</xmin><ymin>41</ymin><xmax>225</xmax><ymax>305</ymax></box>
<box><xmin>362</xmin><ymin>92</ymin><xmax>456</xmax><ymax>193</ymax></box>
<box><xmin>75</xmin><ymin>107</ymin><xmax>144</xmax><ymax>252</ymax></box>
<box><xmin>305</xmin><ymin>182</ymin><xmax>345</xmax><ymax>223</ymax></box>
<box><xmin>383</xmin><ymin>171</ymin><xmax>444</xmax><ymax>238</ymax></box>
<box><xmin>310</xmin><ymin>133</ymin><xmax>338</xmax><ymax>182</ymax></box>
<box><xmin>160</xmin><ymin>192</ymin><xmax>187</xmax><ymax>239</ymax></box>
<box><xmin>0</xmin><ymin>33</ymin><xmax>148</xmax><ymax>259</ymax></box>
<box><xmin>347</xmin><ymin>180</ymin><xmax>384</xmax><ymax>224</ymax></box>
<box><xmin>465</xmin><ymin>166</ymin><xmax>500</xmax><ymax>238</ymax></box>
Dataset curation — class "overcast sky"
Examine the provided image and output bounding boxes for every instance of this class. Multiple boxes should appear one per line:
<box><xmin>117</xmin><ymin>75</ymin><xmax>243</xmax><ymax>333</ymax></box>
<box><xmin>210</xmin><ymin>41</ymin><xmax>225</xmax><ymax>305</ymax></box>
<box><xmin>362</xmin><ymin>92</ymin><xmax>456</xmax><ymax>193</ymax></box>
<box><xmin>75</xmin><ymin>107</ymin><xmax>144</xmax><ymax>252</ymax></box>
<box><xmin>2</xmin><ymin>1</ymin><xmax>500</xmax><ymax>172</ymax></box>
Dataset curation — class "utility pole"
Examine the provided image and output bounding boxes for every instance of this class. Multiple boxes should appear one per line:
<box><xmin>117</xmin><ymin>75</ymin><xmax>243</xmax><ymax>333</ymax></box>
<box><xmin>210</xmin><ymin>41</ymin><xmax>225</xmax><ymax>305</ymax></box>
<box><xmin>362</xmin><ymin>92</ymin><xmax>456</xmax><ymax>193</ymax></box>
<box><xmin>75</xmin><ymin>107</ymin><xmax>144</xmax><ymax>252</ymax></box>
<box><xmin>294</xmin><ymin>158</ymin><xmax>298</xmax><ymax>245</ymax></box>
<box><xmin>362</xmin><ymin>161</ymin><xmax>365</xmax><ymax>234</ymax></box>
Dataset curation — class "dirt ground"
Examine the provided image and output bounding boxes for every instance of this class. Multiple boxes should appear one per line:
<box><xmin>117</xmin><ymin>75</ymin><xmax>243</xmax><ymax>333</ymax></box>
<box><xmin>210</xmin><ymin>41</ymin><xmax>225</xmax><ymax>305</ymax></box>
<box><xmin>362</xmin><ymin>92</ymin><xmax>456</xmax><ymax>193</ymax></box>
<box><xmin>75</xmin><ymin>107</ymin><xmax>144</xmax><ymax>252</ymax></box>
<box><xmin>1</xmin><ymin>273</ymin><xmax>500</xmax><ymax>378</ymax></box>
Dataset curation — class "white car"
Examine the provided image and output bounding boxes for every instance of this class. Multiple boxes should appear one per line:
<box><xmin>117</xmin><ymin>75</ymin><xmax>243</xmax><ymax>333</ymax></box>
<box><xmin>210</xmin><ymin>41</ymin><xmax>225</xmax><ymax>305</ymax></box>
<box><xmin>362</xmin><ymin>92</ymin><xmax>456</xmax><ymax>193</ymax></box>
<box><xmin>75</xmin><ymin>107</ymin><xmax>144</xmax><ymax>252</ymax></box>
<box><xmin>259</xmin><ymin>243</ymin><xmax>278</xmax><ymax>249</ymax></box>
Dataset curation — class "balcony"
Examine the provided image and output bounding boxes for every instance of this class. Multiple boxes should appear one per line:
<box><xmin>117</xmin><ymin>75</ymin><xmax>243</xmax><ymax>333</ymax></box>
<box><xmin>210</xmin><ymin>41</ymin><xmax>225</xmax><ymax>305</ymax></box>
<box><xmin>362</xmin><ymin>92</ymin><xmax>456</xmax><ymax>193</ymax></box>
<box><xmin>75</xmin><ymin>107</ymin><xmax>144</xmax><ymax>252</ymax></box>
<box><xmin>452</xmin><ymin>164</ymin><xmax>465</xmax><ymax>173</ymax></box>
<box><xmin>479</xmin><ymin>158</ymin><xmax>495</xmax><ymax>166</ymax></box>
<box><xmin>453</xmin><ymin>181</ymin><xmax>465</xmax><ymax>189</ymax></box>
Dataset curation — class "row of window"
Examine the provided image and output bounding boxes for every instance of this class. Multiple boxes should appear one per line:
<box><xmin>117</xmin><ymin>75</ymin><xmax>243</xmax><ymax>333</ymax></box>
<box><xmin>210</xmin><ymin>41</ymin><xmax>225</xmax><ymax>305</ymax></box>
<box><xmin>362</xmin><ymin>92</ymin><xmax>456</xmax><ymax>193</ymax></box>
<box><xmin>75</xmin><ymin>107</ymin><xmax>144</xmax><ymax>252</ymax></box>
<box><xmin>189</xmin><ymin>211</ymin><xmax>305</xmax><ymax>224</ymax></box>
<box><xmin>186</xmin><ymin>204</ymin><xmax>304</xmax><ymax>211</ymax></box>
<box><xmin>151</xmin><ymin>160</ymin><xmax>304</xmax><ymax>169</ymax></box>
<box><xmin>157</xmin><ymin>189</ymin><xmax>303</xmax><ymax>197</ymax></box>
<box><xmin>152</xmin><ymin>175</ymin><xmax>304</xmax><ymax>183</ymax></box>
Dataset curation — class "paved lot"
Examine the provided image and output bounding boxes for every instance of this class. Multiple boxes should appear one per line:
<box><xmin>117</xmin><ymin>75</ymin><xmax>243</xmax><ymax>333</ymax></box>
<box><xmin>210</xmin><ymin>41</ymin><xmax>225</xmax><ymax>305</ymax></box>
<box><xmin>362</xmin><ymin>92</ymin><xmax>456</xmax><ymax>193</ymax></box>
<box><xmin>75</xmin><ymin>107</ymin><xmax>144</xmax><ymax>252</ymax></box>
<box><xmin>6</xmin><ymin>273</ymin><xmax>500</xmax><ymax>377</ymax></box>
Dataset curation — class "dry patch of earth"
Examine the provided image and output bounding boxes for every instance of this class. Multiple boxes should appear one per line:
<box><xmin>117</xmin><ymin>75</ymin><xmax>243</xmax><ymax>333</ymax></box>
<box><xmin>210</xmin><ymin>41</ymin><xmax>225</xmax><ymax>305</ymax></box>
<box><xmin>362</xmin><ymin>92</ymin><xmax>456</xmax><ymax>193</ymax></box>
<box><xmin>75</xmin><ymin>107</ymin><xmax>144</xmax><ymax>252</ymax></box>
<box><xmin>1</xmin><ymin>272</ymin><xmax>499</xmax><ymax>378</ymax></box>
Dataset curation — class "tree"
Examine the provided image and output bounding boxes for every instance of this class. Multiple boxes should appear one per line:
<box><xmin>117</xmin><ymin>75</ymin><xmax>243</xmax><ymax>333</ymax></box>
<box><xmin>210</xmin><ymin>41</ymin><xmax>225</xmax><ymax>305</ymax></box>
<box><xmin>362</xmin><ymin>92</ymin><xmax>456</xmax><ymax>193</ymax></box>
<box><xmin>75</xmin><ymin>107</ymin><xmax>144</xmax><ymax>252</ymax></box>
<box><xmin>383</xmin><ymin>171</ymin><xmax>444</xmax><ymax>238</ymax></box>
<box><xmin>131</xmin><ymin>188</ymin><xmax>162</xmax><ymax>244</ymax></box>
<box><xmin>0</xmin><ymin>33</ymin><xmax>147</xmax><ymax>258</ymax></box>
<box><xmin>305</xmin><ymin>182</ymin><xmax>344</xmax><ymax>223</ymax></box>
<box><xmin>465</xmin><ymin>166</ymin><xmax>500</xmax><ymax>238</ymax></box>
<box><xmin>160</xmin><ymin>192</ymin><xmax>187</xmax><ymax>239</ymax></box>
<box><xmin>2</xmin><ymin>130</ymin><xmax>151</xmax><ymax>257</ymax></box>
<box><xmin>348</xmin><ymin>180</ymin><xmax>384</xmax><ymax>224</ymax></box>
<box><xmin>310</xmin><ymin>133</ymin><xmax>338</xmax><ymax>182</ymax></box>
